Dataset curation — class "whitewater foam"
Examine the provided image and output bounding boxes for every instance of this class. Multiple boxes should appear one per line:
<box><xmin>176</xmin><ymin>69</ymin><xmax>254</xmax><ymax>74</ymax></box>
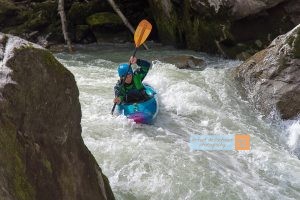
<box><xmin>55</xmin><ymin>48</ymin><xmax>300</xmax><ymax>200</ymax></box>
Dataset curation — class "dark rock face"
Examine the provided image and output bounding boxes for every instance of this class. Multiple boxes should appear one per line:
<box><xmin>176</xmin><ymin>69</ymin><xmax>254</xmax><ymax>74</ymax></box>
<box><xmin>0</xmin><ymin>0</ymin><xmax>19</xmax><ymax>25</ymax></box>
<box><xmin>0</xmin><ymin>33</ymin><xmax>115</xmax><ymax>200</ymax></box>
<box><xmin>284</xmin><ymin>0</ymin><xmax>300</xmax><ymax>25</ymax></box>
<box><xmin>0</xmin><ymin>0</ymin><xmax>154</xmax><ymax>45</ymax></box>
<box><xmin>184</xmin><ymin>0</ymin><xmax>289</xmax><ymax>19</ymax></box>
<box><xmin>232</xmin><ymin>25</ymin><xmax>300</xmax><ymax>119</ymax></box>
<box><xmin>2</xmin><ymin>0</ymin><xmax>299</xmax><ymax>59</ymax></box>
<box><xmin>148</xmin><ymin>0</ymin><xmax>300</xmax><ymax>59</ymax></box>
<box><xmin>86</xmin><ymin>12</ymin><xmax>130</xmax><ymax>43</ymax></box>
<box><xmin>160</xmin><ymin>55</ymin><xmax>205</xmax><ymax>70</ymax></box>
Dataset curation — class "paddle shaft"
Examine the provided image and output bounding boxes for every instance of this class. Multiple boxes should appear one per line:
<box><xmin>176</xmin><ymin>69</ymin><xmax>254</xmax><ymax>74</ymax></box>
<box><xmin>111</xmin><ymin>48</ymin><xmax>137</xmax><ymax>115</ymax></box>
<box><xmin>111</xmin><ymin>20</ymin><xmax>150</xmax><ymax>115</ymax></box>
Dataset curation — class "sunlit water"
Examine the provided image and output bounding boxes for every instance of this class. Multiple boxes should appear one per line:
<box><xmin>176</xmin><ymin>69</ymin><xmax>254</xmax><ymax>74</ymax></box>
<box><xmin>55</xmin><ymin>44</ymin><xmax>300</xmax><ymax>200</ymax></box>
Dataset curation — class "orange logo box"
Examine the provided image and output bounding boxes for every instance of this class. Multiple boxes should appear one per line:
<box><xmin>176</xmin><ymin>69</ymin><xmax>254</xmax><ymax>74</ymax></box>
<box><xmin>235</xmin><ymin>134</ymin><xmax>250</xmax><ymax>150</ymax></box>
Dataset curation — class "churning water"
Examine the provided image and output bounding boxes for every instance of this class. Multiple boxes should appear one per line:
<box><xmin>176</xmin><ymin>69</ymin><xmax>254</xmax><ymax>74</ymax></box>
<box><xmin>55</xmin><ymin>44</ymin><xmax>300</xmax><ymax>200</ymax></box>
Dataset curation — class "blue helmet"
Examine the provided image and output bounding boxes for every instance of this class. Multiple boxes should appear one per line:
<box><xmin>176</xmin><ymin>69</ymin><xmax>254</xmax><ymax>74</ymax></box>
<box><xmin>118</xmin><ymin>63</ymin><xmax>133</xmax><ymax>77</ymax></box>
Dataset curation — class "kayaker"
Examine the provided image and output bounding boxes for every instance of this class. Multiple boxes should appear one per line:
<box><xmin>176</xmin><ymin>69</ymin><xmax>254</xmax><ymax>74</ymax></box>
<box><xmin>114</xmin><ymin>56</ymin><xmax>151</xmax><ymax>104</ymax></box>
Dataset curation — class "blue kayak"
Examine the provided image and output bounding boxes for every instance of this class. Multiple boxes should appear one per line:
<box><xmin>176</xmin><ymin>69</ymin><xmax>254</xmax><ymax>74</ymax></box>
<box><xmin>117</xmin><ymin>84</ymin><xmax>158</xmax><ymax>124</ymax></box>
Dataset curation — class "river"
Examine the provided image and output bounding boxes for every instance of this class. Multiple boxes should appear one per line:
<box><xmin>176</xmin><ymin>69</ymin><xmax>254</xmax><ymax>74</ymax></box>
<box><xmin>55</xmin><ymin>43</ymin><xmax>300</xmax><ymax>200</ymax></box>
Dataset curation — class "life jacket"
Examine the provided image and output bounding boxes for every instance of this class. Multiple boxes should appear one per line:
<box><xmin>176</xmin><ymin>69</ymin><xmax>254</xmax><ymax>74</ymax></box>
<box><xmin>118</xmin><ymin>75</ymin><xmax>148</xmax><ymax>103</ymax></box>
<box><xmin>114</xmin><ymin>59</ymin><xmax>151</xmax><ymax>103</ymax></box>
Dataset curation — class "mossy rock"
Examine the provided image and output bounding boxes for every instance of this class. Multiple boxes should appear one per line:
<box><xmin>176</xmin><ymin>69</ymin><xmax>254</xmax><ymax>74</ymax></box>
<box><xmin>1</xmin><ymin>0</ymin><xmax>59</xmax><ymax>37</ymax></box>
<box><xmin>153</xmin><ymin>13</ymin><xmax>179</xmax><ymax>45</ymax></box>
<box><xmin>24</xmin><ymin>11</ymin><xmax>48</xmax><ymax>30</ymax></box>
<box><xmin>23</xmin><ymin>1</ymin><xmax>58</xmax><ymax>30</ymax></box>
<box><xmin>187</xmin><ymin>19</ymin><xmax>213</xmax><ymax>50</ymax></box>
<box><xmin>68</xmin><ymin>0</ymin><xmax>110</xmax><ymax>25</ymax></box>
<box><xmin>30</xmin><ymin>0</ymin><xmax>47</xmax><ymax>2</ymax></box>
<box><xmin>287</xmin><ymin>29</ymin><xmax>300</xmax><ymax>59</ymax></box>
<box><xmin>148</xmin><ymin>0</ymin><xmax>179</xmax><ymax>45</ymax></box>
<box><xmin>0</xmin><ymin>0</ymin><xmax>19</xmax><ymax>24</ymax></box>
<box><xmin>221</xmin><ymin>41</ymin><xmax>258</xmax><ymax>60</ymax></box>
<box><xmin>0</xmin><ymin>121</ymin><xmax>35</xmax><ymax>200</ymax></box>
<box><xmin>75</xmin><ymin>25</ymin><xmax>91</xmax><ymax>42</ymax></box>
<box><xmin>148</xmin><ymin>0</ymin><xmax>234</xmax><ymax>52</ymax></box>
<box><xmin>2</xmin><ymin>0</ymin><xmax>60</xmax><ymax>36</ymax></box>
<box><xmin>293</xmin><ymin>31</ymin><xmax>300</xmax><ymax>58</ymax></box>
<box><xmin>31</xmin><ymin>0</ymin><xmax>58</xmax><ymax>20</ymax></box>
<box><xmin>0</xmin><ymin>34</ymin><xmax>116</xmax><ymax>199</ymax></box>
<box><xmin>0</xmin><ymin>0</ymin><xmax>18</xmax><ymax>14</ymax></box>
<box><xmin>2</xmin><ymin>24</ymin><xmax>27</xmax><ymax>36</ymax></box>
<box><xmin>86</xmin><ymin>12</ymin><xmax>122</xmax><ymax>27</ymax></box>
<box><xmin>92</xmin><ymin>30</ymin><xmax>131</xmax><ymax>43</ymax></box>
<box><xmin>44</xmin><ymin>20</ymin><xmax>64</xmax><ymax>42</ymax></box>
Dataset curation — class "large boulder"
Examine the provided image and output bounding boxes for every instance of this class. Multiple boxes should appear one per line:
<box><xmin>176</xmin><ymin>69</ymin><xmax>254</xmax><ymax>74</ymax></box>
<box><xmin>231</xmin><ymin>24</ymin><xmax>300</xmax><ymax>119</ymax></box>
<box><xmin>0</xmin><ymin>33</ymin><xmax>115</xmax><ymax>200</ymax></box>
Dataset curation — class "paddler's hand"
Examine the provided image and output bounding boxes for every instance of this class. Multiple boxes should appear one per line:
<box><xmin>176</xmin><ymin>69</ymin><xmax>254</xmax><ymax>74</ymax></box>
<box><xmin>113</xmin><ymin>97</ymin><xmax>121</xmax><ymax>104</ymax></box>
<box><xmin>129</xmin><ymin>56</ymin><xmax>137</xmax><ymax>64</ymax></box>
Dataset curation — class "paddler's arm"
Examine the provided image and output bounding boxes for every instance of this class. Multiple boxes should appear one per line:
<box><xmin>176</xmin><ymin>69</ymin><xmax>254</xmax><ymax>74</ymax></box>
<box><xmin>114</xmin><ymin>81</ymin><xmax>125</xmax><ymax>104</ymax></box>
<box><xmin>133</xmin><ymin>58</ymin><xmax>151</xmax><ymax>81</ymax></box>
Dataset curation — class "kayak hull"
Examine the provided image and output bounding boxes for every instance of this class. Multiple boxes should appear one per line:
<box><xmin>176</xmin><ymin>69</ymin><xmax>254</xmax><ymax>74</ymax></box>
<box><xmin>117</xmin><ymin>84</ymin><xmax>158</xmax><ymax>124</ymax></box>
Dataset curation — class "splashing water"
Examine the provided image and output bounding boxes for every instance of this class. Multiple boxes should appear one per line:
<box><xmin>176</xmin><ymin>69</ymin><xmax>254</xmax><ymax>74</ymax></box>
<box><xmin>55</xmin><ymin>45</ymin><xmax>300</xmax><ymax>200</ymax></box>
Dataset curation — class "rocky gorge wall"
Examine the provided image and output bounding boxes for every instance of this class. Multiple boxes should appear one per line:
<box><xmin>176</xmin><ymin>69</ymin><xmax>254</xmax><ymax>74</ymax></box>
<box><xmin>0</xmin><ymin>0</ymin><xmax>153</xmax><ymax>45</ymax></box>
<box><xmin>148</xmin><ymin>0</ymin><xmax>300</xmax><ymax>59</ymax></box>
<box><xmin>1</xmin><ymin>0</ymin><xmax>299</xmax><ymax>59</ymax></box>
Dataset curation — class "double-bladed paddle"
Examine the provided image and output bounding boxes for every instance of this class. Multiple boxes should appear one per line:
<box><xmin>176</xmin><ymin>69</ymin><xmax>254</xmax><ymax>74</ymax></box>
<box><xmin>111</xmin><ymin>19</ymin><xmax>152</xmax><ymax>115</ymax></box>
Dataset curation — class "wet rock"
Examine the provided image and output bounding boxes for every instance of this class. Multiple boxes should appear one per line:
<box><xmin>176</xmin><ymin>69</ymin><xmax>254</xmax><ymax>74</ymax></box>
<box><xmin>189</xmin><ymin>0</ymin><xmax>292</xmax><ymax>20</ymax></box>
<box><xmin>0</xmin><ymin>0</ymin><xmax>19</xmax><ymax>25</ymax></box>
<box><xmin>0</xmin><ymin>33</ymin><xmax>115</xmax><ymax>200</ymax></box>
<box><xmin>75</xmin><ymin>25</ymin><xmax>90</xmax><ymax>41</ymax></box>
<box><xmin>236</xmin><ymin>51</ymin><xmax>253</xmax><ymax>61</ymax></box>
<box><xmin>148</xmin><ymin>0</ymin><xmax>300</xmax><ymax>59</ymax></box>
<box><xmin>284</xmin><ymin>0</ymin><xmax>300</xmax><ymax>26</ymax></box>
<box><xmin>255</xmin><ymin>40</ymin><xmax>263</xmax><ymax>48</ymax></box>
<box><xmin>86</xmin><ymin>12</ymin><xmax>130</xmax><ymax>43</ymax></box>
<box><xmin>86</xmin><ymin>12</ymin><xmax>122</xmax><ymax>27</ymax></box>
<box><xmin>160</xmin><ymin>55</ymin><xmax>205</xmax><ymax>70</ymax></box>
<box><xmin>68</xmin><ymin>0</ymin><xmax>110</xmax><ymax>25</ymax></box>
<box><xmin>232</xmin><ymin>24</ymin><xmax>300</xmax><ymax>119</ymax></box>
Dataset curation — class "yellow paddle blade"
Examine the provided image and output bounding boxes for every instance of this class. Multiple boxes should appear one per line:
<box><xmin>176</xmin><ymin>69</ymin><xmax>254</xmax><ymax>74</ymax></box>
<box><xmin>134</xmin><ymin>19</ymin><xmax>152</xmax><ymax>48</ymax></box>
